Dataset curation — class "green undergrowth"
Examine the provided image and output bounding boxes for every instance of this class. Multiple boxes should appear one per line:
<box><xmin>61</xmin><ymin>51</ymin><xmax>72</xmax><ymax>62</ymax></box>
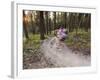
<box><xmin>65</xmin><ymin>30</ymin><xmax>91</xmax><ymax>55</ymax></box>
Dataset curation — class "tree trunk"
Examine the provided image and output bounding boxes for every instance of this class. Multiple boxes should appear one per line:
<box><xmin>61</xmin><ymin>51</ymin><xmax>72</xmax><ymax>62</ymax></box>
<box><xmin>39</xmin><ymin>11</ymin><xmax>45</xmax><ymax>40</ymax></box>
<box><xmin>69</xmin><ymin>13</ymin><xmax>73</xmax><ymax>32</ymax></box>
<box><xmin>48</xmin><ymin>18</ymin><xmax>51</xmax><ymax>34</ymax></box>
<box><xmin>23</xmin><ymin>10</ymin><xmax>29</xmax><ymax>40</ymax></box>
<box><xmin>45</xmin><ymin>11</ymin><xmax>49</xmax><ymax>35</ymax></box>
<box><xmin>64</xmin><ymin>13</ymin><xmax>67</xmax><ymax>28</ymax></box>
<box><xmin>30</xmin><ymin>12</ymin><xmax>35</xmax><ymax>34</ymax></box>
<box><xmin>53</xmin><ymin>12</ymin><xmax>56</xmax><ymax>35</ymax></box>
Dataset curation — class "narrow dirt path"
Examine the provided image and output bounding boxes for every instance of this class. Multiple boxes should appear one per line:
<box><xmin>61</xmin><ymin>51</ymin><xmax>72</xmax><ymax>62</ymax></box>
<box><xmin>40</xmin><ymin>37</ymin><xmax>91</xmax><ymax>67</ymax></box>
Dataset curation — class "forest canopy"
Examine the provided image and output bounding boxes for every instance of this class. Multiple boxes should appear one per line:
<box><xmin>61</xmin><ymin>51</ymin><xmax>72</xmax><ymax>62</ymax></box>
<box><xmin>23</xmin><ymin>10</ymin><xmax>91</xmax><ymax>40</ymax></box>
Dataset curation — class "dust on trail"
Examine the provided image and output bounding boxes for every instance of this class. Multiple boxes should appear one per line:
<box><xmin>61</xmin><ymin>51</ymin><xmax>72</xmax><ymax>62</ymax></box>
<box><xmin>40</xmin><ymin>37</ymin><xmax>91</xmax><ymax>67</ymax></box>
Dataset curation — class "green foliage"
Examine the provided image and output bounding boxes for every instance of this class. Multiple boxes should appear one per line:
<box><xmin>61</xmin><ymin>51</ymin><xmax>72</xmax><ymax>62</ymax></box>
<box><xmin>65</xmin><ymin>29</ymin><xmax>90</xmax><ymax>54</ymax></box>
<box><xmin>29</xmin><ymin>34</ymin><xmax>40</xmax><ymax>40</ymax></box>
<box><xmin>23</xmin><ymin>34</ymin><xmax>41</xmax><ymax>53</ymax></box>
<box><xmin>23</xmin><ymin>34</ymin><xmax>43</xmax><ymax>69</ymax></box>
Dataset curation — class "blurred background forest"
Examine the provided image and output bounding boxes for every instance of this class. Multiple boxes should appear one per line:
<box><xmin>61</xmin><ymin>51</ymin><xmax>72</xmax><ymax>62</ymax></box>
<box><xmin>23</xmin><ymin>10</ymin><xmax>91</xmax><ymax>69</ymax></box>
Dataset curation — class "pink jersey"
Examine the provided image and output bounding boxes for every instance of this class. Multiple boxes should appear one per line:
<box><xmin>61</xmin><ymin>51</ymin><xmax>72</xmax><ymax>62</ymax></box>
<box><xmin>57</xmin><ymin>28</ymin><xmax>66</xmax><ymax>39</ymax></box>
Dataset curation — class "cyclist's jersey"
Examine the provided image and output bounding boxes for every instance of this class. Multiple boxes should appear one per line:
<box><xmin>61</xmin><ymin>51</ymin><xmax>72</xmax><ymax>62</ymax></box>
<box><xmin>57</xmin><ymin>28</ymin><xmax>67</xmax><ymax>39</ymax></box>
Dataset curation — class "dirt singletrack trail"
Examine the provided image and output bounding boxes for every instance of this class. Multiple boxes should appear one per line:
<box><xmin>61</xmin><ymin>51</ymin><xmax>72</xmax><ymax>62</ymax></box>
<box><xmin>40</xmin><ymin>37</ymin><xmax>91</xmax><ymax>67</ymax></box>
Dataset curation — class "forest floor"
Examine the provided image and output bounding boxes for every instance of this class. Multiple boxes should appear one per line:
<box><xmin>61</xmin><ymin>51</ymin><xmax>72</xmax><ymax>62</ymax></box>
<box><xmin>23</xmin><ymin>37</ymin><xmax>91</xmax><ymax>69</ymax></box>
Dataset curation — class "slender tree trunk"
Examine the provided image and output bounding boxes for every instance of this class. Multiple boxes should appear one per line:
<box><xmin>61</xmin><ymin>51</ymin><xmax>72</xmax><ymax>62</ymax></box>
<box><xmin>45</xmin><ymin>11</ymin><xmax>49</xmax><ymax>35</ymax></box>
<box><xmin>48</xmin><ymin>18</ymin><xmax>51</xmax><ymax>34</ymax></box>
<box><xmin>86</xmin><ymin>14</ymin><xmax>91</xmax><ymax>32</ymax></box>
<box><xmin>23</xmin><ymin>10</ymin><xmax>29</xmax><ymax>40</ymax></box>
<box><xmin>30</xmin><ymin>12</ymin><xmax>35</xmax><ymax>34</ymax></box>
<box><xmin>69</xmin><ymin>13</ymin><xmax>73</xmax><ymax>32</ymax></box>
<box><xmin>74</xmin><ymin>13</ymin><xmax>78</xmax><ymax>36</ymax></box>
<box><xmin>67</xmin><ymin>13</ymin><xmax>69</xmax><ymax>32</ymax></box>
<box><xmin>57</xmin><ymin>12</ymin><xmax>60</xmax><ymax>26</ymax></box>
<box><xmin>53</xmin><ymin>12</ymin><xmax>56</xmax><ymax>35</ymax></box>
<box><xmin>64</xmin><ymin>13</ymin><xmax>67</xmax><ymax>28</ymax></box>
<box><xmin>39</xmin><ymin>11</ymin><xmax>45</xmax><ymax>40</ymax></box>
<box><xmin>44</xmin><ymin>12</ymin><xmax>46</xmax><ymax>34</ymax></box>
